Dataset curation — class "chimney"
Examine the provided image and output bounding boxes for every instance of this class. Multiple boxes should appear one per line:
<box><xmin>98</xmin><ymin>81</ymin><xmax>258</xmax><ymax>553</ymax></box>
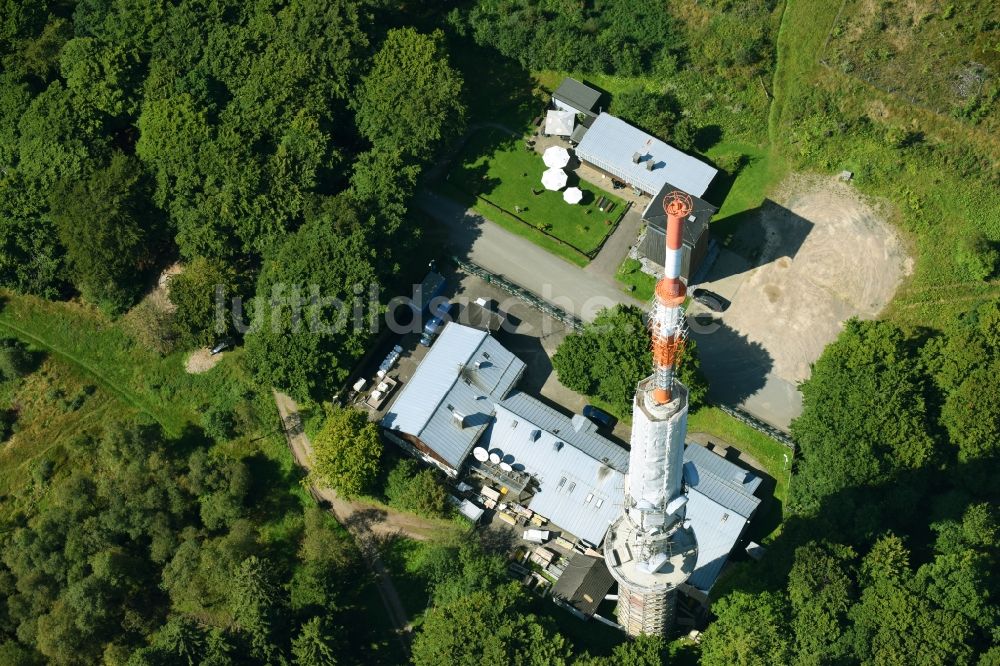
<box><xmin>646</xmin><ymin>159</ymin><xmax>655</xmax><ymax>171</ymax></box>
<box><xmin>632</xmin><ymin>152</ymin><xmax>641</xmax><ymax>164</ymax></box>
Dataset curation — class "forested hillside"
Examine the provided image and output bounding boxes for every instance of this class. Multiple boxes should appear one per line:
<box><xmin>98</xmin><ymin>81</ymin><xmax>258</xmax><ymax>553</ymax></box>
<box><xmin>700</xmin><ymin>311</ymin><xmax>999</xmax><ymax>665</ymax></box>
<box><xmin>0</xmin><ymin>0</ymin><xmax>466</xmax><ymax>663</ymax></box>
<box><xmin>0</xmin><ymin>0</ymin><xmax>464</xmax><ymax>402</ymax></box>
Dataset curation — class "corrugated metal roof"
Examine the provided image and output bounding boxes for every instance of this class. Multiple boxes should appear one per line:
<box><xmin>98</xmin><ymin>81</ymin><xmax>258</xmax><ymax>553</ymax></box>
<box><xmin>381</xmin><ymin>323</ymin><xmax>525</xmax><ymax>468</ymax></box>
<box><xmin>684</xmin><ymin>444</ymin><xmax>763</xmax><ymax>498</ymax></box>
<box><xmin>500</xmin><ymin>392</ymin><xmax>629</xmax><ymax>472</ymax></box>
<box><xmin>683</xmin><ymin>443</ymin><xmax>763</xmax><ymax>591</ymax></box>
<box><xmin>487</xmin><ymin>400</ymin><xmax>626</xmax><ymax>545</ymax></box>
<box><xmin>575</xmin><ymin>114</ymin><xmax>718</xmax><ymax>197</ymax></box>
<box><xmin>685</xmin><ymin>487</ymin><xmax>750</xmax><ymax>591</ymax></box>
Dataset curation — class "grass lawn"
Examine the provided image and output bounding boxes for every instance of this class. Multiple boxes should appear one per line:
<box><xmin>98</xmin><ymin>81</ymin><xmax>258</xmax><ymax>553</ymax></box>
<box><xmin>0</xmin><ymin>356</ymin><xmax>118</xmax><ymax>507</ymax></box>
<box><xmin>615</xmin><ymin>258</ymin><xmax>657</xmax><ymax>302</ymax></box>
<box><xmin>443</xmin><ymin>127</ymin><xmax>626</xmax><ymax>263</ymax></box>
<box><xmin>0</xmin><ymin>291</ymin><xmax>260</xmax><ymax>437</ymax></box>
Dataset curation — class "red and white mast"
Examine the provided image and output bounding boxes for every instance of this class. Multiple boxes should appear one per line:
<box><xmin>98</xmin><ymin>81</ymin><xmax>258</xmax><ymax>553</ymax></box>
<box><xmin>605</xmin><ymin>190</ymin><xmax>697</xmax><ymax>637</ymax></box>
<box><xmin>650</xmin><ymin>191</ymin><xmax>693</xmax><ymax>405</ymax></box>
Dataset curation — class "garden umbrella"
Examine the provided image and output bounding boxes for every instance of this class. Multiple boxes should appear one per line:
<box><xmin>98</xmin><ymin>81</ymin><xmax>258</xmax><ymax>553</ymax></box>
<box><xmin>543</xmin><ymin>145</ymin><xmax>571</xmax><ymax>169</ymax></box>
<box><xmin>541</xmin><ymin>168</ymin><xmax>567</xmax><ymax>191</ymax></box>
<box><xmin>563</xmin><ymin>187</ymin><xmax>583</xmax><ymax>204</ymax></box>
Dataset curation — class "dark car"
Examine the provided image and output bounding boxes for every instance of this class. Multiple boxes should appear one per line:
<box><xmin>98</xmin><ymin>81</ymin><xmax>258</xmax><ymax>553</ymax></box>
<box><xmin>582</xmin><ymin>405</ymin><xmax>616</xmax><ymax>429</ymax></box>
<box><xmin>691</xmin><ymin>288</ymin><xmax>728</xmax><ymax>312</ymax></box>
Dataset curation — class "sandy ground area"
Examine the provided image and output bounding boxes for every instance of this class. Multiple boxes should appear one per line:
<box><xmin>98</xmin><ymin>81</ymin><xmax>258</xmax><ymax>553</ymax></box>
<box><xmin>185</xmin><ymin>348</ymin><xmax>223</xmax><ymax>374</ymax></box>
<box><xmin>148</xmin><ymin>262</ymin><xmax>183</xmax><ymax>314</ymax></box>
<box><xmin>691</xmin><ymin>174</ymin><xmax>911</xmax><ymax>428</ymax></box>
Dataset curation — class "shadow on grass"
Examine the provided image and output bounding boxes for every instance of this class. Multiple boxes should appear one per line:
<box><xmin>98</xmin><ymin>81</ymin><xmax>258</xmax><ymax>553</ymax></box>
<box><xmin>702</xmin><ymin>152</ymin><xmax>752</xmax><ymax>209</ymax></box>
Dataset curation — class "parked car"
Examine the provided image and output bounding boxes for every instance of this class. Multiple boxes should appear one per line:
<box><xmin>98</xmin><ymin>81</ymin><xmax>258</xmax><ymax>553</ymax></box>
<box><xmin>691</xmin><ymin>288</ymin><xmax>728</xmax><ymax>312</ymax></box>
<box><xmin>582</xmin><ymin>405</ymin><xmax>616</xmax><ymax>429</ymax></box>
<box><xmin>422</xmin><ymin>300</ymin><xmax>453</xmax><ymax>339</ymax></box>
<box><xmin>210</xmin><ymin>338</ymin><xmax>234</xmax><ymax>355</ymax></box>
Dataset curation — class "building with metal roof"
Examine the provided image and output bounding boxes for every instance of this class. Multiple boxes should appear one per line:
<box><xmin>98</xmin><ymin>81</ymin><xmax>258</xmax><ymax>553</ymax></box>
<box><xmin>486</xmin><ymin>395</ymin><xmax>626</xmax><ymax>545</ymax></box>
<box><xmin>640</xmin><ymin>187</ymin><xmax>719</xmax><ymax>281</ymax></box>
<box><xmin>575</xmin><ymin>113</ymin><xmax>718</xmax><ymax>197</ymax></box>
<box><xmin>381</xmin><ymin>325</ymin><xmax>765</xmax><ymax>576</ymax></box>
<box><xmin>682</xmin><ymin>444</ymin><xmax>762</xmax><ymax>592</ymax></box>
<box><xmin>552</xmin><ymin>78</ymin><xmax>602</xmax><ymax>120</ymax></box>
<box><xmin>381</xmin><ymin>323</ymin><xmax>525</xmax><ymax>473</ymax></box>
<box><xmin>551</xmin><ymin>553</ymin><xmax>615</xmax><ymax>619</ymax></box>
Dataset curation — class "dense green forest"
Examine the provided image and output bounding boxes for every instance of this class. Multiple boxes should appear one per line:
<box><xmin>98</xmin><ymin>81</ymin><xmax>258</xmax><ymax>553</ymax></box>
<box><xmin>0</xmin><ymin>0</ymin><xmax>464</xmax><ymax>403</ymax></box>
<box><xmin>701</xmin><ymin>310</ymin><xmax>999</xmax><ymax>665</ymax></box>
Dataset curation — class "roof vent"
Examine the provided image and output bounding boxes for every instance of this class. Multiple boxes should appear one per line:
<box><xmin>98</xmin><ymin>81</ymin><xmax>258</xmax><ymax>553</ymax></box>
<box><xmin>531</xmin><ymin>429</ymin><xmax>541</xmax><ymax>441</ymax></box>
<box><xmin>645</xmin><ymin>159</ymin><xmax>655</xmax><ymax>171</ymax></box>
<box><xmin>553</xmin><ymin>441</ymin><xmax>563</xmax><ymax>452</ymax></box>
<box><xmin>631</xmin><ymin>152</ymin><xmax>641</xmax><ymax>164</ymax></box>
<box><xmin>474</xmin><ymin>360</ymin><xmax>483</xmax><ymax>369</ymax></box>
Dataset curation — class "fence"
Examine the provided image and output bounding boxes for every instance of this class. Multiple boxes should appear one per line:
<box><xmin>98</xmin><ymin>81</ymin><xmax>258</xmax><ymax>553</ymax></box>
<box><xmin>717</xmin><ymin>404</ymin><xmax>796</xmax><ymax>451</ymax></box>
<box><xmin>474</xmin><ymin>194</ymin><xmax>632</xmax><ymax>261</ymax></box>
<box><xmin>449</xmin><ymin>256</ymin><xmax>585</xmax><ymax>331</ymax></box>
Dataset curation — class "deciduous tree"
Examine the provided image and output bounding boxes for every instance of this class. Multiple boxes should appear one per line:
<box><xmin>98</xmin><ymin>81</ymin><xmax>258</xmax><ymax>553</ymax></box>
<box><xmin>353</xmin><ymin>28</ymin><xmax>465</xmax><ymax>159</ymax></box>
<box><xmin>311</xmin><ymin>407</ymin><xmax>382</xmax><ymax>498</ymax></box>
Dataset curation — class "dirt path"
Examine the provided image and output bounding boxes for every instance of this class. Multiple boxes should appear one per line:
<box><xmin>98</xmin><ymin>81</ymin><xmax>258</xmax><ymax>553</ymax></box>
<box><xmin>272</xmin><ymin>390</ymin><xmax>448</xmax><ymax>651</ymax></box>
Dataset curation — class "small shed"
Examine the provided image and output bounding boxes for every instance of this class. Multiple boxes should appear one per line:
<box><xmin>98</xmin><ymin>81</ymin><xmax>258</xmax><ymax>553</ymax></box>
<box><xmin>551</xmin><ymin>553</ymin><xmax>615</xmax><ymax>620</ymax></box>
<box><xmin>552</xmin><ymin>78</ymin><xmax>602</xmax><ymax>120</ymax></box>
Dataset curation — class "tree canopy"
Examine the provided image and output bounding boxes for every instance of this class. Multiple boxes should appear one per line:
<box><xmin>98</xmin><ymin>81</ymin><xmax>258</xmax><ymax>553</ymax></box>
<box><xmin>311</xmin><ymin>407</ymin><xmax>383</xmax><ymax>498</ymax></box>
<box><xmin>552</xmin><ymin>305</ymin><xmax>709</xmax><ymax>417</ymax></box>
<box><xmin>705</xmin><ymin>303</ymin><xmax>1000</xmax><ymax>666</ymax></box>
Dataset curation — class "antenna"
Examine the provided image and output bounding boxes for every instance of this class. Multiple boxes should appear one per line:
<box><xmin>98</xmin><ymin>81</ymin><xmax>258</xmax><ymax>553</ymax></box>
<box><xmin>649</xmin><ymin>191</ymin><xmax>693</xmax><ymax>405</ymax></box>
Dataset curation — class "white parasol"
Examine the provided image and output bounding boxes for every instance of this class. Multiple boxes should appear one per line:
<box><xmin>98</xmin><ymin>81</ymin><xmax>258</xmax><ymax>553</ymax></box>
<box><xmin>562</xmin><ymin>187</ymin><xmax>583</xmax><ymax>204</ymax></box>
<box><xmin>542</xmin><ymin>145</ymin><xmax>571</xmax><ymax>169</ymax></box>
<box><xmin>541</xmin><ymin>168</ymin><xmax>568</xmax><ymax>191</ymax></box>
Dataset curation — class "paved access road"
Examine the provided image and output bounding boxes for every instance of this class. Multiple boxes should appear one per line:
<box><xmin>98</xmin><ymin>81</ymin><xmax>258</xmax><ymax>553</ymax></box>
<box><xmin>417</xmin><ymin>190</ymin><xmax>643</xmax><ymax>322</ymax></box>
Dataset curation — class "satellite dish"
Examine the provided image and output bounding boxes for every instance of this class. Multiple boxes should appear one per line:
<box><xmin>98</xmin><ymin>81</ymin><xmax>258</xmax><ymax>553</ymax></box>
<box><xmin>499</xmin><ymin>462</ymin><xmax>513</xmax><ymax>472</ymax></box>
<box><xmin>472</xmin><ymin>447</ymin><xmax>489</xmax><ymax>462</ymax></box>
<box><xmin>489</xmin><ymin>453</ymin><xmax>501</xmax><ymax>465</ymax></box>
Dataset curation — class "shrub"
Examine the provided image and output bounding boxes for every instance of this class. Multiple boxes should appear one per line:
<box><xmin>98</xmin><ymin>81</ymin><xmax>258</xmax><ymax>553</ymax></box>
<box><xmin>0</xmin><ymin>338</ymin><xmax>33</xmax><ymax>380</ymax></box>
<box><xmin>0</xmin><ymin>410</ymin><xmax>15</xmax><ymax>442</ymax></box>
<box><xmin>385</xmin><ymin>458</ymin><xmax>449</xmax><ymax>518</ymax></box>
<box><xmin>202</xmin><ymin>406</ymin><xmax>237</xmax><ymax>442</ymax></box>
<box><xmin>955</xmin><ymin>233</ymin><xmax>999</xmax><ymax>281</ymax></box>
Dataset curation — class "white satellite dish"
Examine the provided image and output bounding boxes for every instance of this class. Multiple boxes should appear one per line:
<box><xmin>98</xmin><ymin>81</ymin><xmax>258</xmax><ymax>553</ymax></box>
<box><xmin>489</xmin><ymin>453</ymin><xmax>501</xmax><ymax>464</ymax></box>
<box><xmin>472</xmin><ymin>447</ymin><xmax>489</xmax><ymax>462</ymax></box>
<box><xmin>499</xmin><ymin>462</ymin><xmax>513</xmax><ymax>472</ymax></box>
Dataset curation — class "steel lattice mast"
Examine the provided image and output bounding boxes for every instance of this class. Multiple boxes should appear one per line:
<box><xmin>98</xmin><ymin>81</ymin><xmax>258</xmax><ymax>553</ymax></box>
<box><xmin>605</xmin><ymin>191</ymin><xmax>698</xmax><ymax>637</ymax></box>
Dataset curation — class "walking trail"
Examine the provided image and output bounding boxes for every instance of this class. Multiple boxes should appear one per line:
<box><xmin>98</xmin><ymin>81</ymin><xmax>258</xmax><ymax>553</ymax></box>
<box><xmin>272</xmin><ymin>390</ymin><xmax>444</xmax><ymax>651</ymax></box>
